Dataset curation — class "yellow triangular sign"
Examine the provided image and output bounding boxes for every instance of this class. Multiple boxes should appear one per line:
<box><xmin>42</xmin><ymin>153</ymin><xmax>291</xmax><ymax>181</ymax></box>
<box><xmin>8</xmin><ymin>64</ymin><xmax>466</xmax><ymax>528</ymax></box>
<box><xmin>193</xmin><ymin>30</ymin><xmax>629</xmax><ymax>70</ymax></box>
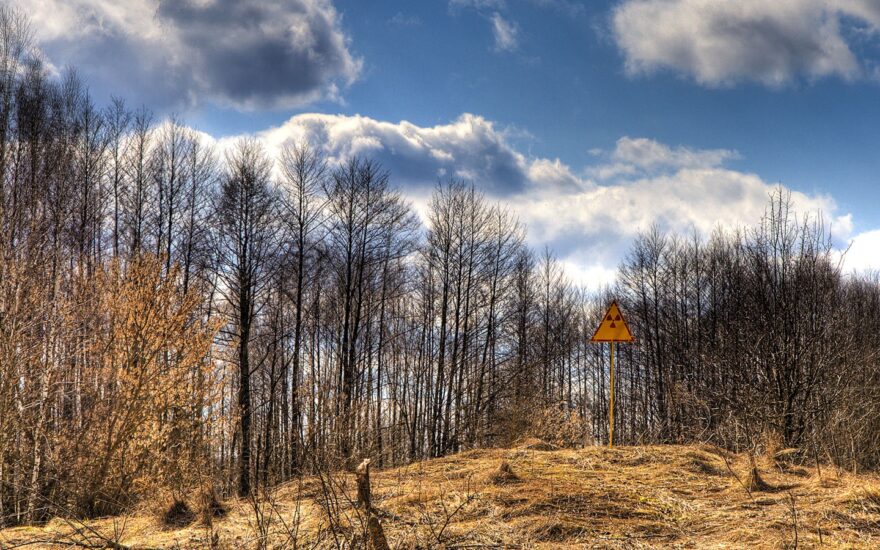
<box><xmin>591</xmin><ymin>301</ymin><xmax>634</xmax><ymax>343</ymax></box>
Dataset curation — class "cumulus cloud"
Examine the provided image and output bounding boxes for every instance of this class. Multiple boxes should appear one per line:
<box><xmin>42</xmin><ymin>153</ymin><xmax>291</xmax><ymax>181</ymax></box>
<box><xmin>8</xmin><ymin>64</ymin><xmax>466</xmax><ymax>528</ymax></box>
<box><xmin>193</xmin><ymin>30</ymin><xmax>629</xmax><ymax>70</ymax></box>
<box><xmin>517</xmin><ymin>167</ymin><xmax>845</xmax><ymax>268</ymax></box>
<box><xmin>840</xmin><ymin>229</ymin><xmax>880</xmax><ymax>275</ymax></box>
<box><xmin>612</xmin><ymin>0</ymin><xmax>866</xmax><ymax>87</ymax></box>
<box><xmin>222</xmin><ymin>112</ymin><xmax>875</xmax><ymax>288</ymax></box>
<box><xmin>232</xmin><ymin>113</ymin><xmax>547</xmax><ymax>195</ymax></box>
<box><xmin>25</xmin><ymin>0</ymin><xmax>361</xmax><ymax>109</ymax></box>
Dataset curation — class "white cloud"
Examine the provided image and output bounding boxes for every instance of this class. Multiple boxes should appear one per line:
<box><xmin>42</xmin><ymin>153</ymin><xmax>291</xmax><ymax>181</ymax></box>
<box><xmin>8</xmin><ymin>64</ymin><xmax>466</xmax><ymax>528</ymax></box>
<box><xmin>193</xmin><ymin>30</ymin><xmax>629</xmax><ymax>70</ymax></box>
<box><xmin>514</xmin><ymin>168</ymin><xmax>847</xmax><ymax>270</ymax></box>
<box><xmin>529</xmin><ymin>0</ymin><xmax>586</xmax><ymax>17</ymax></box>
<box><xmin>590</xmin><ymin>137</ymin><xmax>739</xmax><ymax>179</ymax></box>
<box><xmin>388</xmin><ymin>12</ymin><xmax>422</xmax><ymax>27</ymax></box>
<box><xmin>610</xmin><ymin>137</ymin><xmax>738</xmax><ymax>170</ymax></box>
<box><xmin>840</xmin><ymin>229</ymin><xmax>880</xmax><ymax>275</ymax></box>
<box><xmin>560</xmin><ymin>260</ymin><xmax>619</xmax><ymax>291</ymax></box>
<box><xmin>490</xmin><ymin>12</ymin><xmax>519</xmax><ymax>52</ymax></box>
<box><xmin>839</xmin><ymin>0</ymin><xmax>880</xmax><ymax>29</ymax></box>
<box><xmin>450</xmin><ymin>0</ymin><xmax>507</xmax><ymax>10</ymax></box>
<box><xmin>612</xmin><ymin>0</ymin><xmax>864</xmax><ymax>87</ymax></box>
<box><xmin>450</xmin><ymin>0</ymin><xmax>585</xmax><ymax>15</ymax></box>
<box><xmin>24</xmin><ymin>0</ymin><xmax>361</xmax><ymax>110</ymax></box>
<box><xmin>232</xmin><ymin>112</ymin><xmax>547</xmax><ymax>195</ymax></box>
<box><xmin>28</xmin><ymin>0</ymin><xmax>158</xmax><ymax>42</ymax></box>
<box><xmin>450</xmin><ymin>0</ymin><xmax>582</xmax><ymax>53</ymax></box>
<box><xmin>219</xmin><ymin>112</ymin><xmax>873</xmax><ymax>289</ymax></box>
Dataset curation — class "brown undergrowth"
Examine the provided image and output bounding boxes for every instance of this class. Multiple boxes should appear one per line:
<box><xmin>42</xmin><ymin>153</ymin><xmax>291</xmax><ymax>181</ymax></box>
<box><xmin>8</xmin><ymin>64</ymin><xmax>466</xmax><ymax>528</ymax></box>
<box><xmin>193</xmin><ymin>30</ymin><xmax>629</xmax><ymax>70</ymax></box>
<box><xmin>3</xmin><ymin>443</ymin><xmax>880</xmax><ymax>549</ymax></box>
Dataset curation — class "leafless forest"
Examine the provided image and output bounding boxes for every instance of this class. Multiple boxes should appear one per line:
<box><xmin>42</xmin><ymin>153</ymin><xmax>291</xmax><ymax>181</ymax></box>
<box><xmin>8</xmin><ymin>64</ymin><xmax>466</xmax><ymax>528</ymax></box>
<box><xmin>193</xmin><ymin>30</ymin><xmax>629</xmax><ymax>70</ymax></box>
<box><xmin>2</xmin><ymin>7</ymin><xmax>880</xmax><ymax>527</ymax></box>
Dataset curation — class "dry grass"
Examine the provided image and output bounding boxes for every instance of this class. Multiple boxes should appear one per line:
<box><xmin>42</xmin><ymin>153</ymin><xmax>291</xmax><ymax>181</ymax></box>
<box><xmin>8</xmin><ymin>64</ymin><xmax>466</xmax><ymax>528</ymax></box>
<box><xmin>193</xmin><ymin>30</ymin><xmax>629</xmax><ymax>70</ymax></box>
<box><xmin>517</xmin><ymin>436</ymin><xmax>561</xmax><ymax>452</ymax></box>
<box><xmin>3</xmin><ymin>443</ymin><xmax>880</xmax><ymax>549</ymax></box>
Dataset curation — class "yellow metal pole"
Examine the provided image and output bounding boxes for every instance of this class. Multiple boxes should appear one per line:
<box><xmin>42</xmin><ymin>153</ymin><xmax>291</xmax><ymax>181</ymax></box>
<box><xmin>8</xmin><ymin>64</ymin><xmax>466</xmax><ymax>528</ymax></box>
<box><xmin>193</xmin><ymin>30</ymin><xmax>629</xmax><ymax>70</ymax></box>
<box><xmin>609</xmin><ymin>341</ymin><xmax>615</xmax><ymax>448</ymax></box>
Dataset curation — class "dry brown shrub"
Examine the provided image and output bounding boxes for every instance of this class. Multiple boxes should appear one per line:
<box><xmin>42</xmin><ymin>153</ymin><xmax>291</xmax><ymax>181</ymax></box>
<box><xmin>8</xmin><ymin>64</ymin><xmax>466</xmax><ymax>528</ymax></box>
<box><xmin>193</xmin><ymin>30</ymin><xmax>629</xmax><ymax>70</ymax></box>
<box><xmin>51</xmin><ymin>256</ymin><xmax>222</xmax><ymax>519</ymax></box>
<box><xmin>524</xmin><ymin>406</ymin><xmax>591</xmax><ymax>448</ymax></box>
<box><xmin>761</xmin><ymin>429</ymin><xmax>785</xmax><ymax>459</ymax></box>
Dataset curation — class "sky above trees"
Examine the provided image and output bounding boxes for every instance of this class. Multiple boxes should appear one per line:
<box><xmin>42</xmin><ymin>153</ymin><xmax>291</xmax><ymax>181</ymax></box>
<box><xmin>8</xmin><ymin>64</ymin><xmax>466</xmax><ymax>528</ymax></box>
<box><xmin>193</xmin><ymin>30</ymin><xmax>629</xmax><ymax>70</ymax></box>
<box><xmin>22</xmin><ymin>0</ymin><xmax>880</xmax><ymax>286</ymax></box>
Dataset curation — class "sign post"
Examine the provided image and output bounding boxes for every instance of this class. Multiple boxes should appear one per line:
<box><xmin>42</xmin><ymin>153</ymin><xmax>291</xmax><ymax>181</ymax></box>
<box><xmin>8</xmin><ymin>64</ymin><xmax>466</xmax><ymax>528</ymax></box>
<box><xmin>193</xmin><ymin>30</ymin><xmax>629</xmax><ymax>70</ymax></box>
<box><xmin>591</xmin><ymin>301</ymin><xmax>634</xmax><ymax>448</ymax></box>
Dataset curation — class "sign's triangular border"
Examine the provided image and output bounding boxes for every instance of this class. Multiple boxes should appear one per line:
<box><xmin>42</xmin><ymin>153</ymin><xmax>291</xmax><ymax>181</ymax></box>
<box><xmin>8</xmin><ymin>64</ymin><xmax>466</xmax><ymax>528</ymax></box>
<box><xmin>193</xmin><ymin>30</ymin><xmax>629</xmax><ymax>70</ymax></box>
<box><xmin>591</xmin><ymin>300</ymin><xmax>634</xmax><ymax>343</ymax></box>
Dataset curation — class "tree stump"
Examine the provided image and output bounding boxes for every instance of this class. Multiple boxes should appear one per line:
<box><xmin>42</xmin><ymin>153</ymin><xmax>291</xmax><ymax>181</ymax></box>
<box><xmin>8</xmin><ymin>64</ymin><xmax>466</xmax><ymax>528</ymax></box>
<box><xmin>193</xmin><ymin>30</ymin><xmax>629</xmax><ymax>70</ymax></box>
<box><xmin>355</xmin><ymin>459</ymin><xmax>390</xmax><ymax>550</ymax></box>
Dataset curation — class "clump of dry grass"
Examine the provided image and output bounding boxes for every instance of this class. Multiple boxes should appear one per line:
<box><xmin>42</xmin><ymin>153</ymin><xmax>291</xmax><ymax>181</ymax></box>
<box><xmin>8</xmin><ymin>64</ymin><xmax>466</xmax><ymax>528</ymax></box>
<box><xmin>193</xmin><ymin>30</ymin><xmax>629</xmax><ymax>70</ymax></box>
<box><xmin>527</xmin><ymin>517</ymin><xmax>588</xmax><ymax>542</ymax></box>
<box><xmin>685</xmin><ymin>451</ymin><xmax>728</xmax><ymax>476</ymax></box>
<box><xmin>775</xmin><ymin>461</ymin><xmax>811</xmax><ymax>478</ymax></box>
<box><xmin>162</xmin><ymin>499</ymin><xmax>195</xmax><ymax>528</ymax></box>
<box><xmin>845</xmin><ymin>485</ymin><xmax>880</xmax><ymax>513</ymax></box>
<box><xmin>488</xmin><ymin>460</ymin><xmax>521</xmax><ymax>485</ymax></box>
<box><xmin>773</xmin><ymin>447</ymin><xmax>801</xmax><ymax>461</ymax></box>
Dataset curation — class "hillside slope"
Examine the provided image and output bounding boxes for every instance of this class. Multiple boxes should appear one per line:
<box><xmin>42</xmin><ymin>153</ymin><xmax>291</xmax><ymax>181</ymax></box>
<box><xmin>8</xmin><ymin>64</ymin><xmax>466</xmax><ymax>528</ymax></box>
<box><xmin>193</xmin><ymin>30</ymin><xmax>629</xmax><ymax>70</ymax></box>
<box><xmin>3</xmin><ymin>443</ymin><xmax>880</xmax><ymax>549</ymax></box>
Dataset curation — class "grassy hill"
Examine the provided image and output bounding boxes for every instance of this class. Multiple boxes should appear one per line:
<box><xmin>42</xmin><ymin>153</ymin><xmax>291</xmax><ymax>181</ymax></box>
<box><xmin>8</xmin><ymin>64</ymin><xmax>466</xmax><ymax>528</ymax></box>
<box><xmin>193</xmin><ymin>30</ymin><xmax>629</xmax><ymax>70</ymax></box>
<box><xmin>3</xmin><ymin>441</ymin><xmax>880</xmax><ymax>549</ymax></box>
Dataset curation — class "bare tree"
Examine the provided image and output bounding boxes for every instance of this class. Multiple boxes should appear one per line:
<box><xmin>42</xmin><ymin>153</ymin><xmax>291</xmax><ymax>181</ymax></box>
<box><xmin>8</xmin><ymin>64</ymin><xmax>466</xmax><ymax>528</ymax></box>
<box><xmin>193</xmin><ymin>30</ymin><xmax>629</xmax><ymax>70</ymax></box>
<box><xmin>213</xmin><ymin>138</ymin><xmax>281</xmax><ymax>496</ymax></box>
<box><xmin>278</xmin><ymin>141</ymin><xmax>327</xmax><ymax>474</ymax></box>
<box><xmin>104</xmin><ymin>97</ymin><xmax>131</xmax><ymax>258</ymax></box>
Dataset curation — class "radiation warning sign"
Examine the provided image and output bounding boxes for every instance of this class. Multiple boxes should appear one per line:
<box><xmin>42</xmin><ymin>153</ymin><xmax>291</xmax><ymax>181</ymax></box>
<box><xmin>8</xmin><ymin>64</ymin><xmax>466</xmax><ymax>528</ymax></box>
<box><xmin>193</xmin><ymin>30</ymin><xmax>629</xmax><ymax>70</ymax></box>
<box><xmin>591</xmin><ymin>301</ymin><xmax>634</xmax><ymax>343</ymax></box>
<box><xmin>592</xmin><ymin>301</ymin><xmax>633</xmax><ymax>448</ymax></box>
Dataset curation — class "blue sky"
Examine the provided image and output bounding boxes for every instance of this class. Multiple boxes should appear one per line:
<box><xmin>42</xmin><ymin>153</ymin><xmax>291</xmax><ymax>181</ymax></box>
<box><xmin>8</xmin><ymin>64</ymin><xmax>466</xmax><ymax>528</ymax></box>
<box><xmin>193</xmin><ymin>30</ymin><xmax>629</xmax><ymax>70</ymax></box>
<box><xmin>24</xmin><ymin>0</ymin><xmax>880</xmax><ymax>285</ymax></box>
